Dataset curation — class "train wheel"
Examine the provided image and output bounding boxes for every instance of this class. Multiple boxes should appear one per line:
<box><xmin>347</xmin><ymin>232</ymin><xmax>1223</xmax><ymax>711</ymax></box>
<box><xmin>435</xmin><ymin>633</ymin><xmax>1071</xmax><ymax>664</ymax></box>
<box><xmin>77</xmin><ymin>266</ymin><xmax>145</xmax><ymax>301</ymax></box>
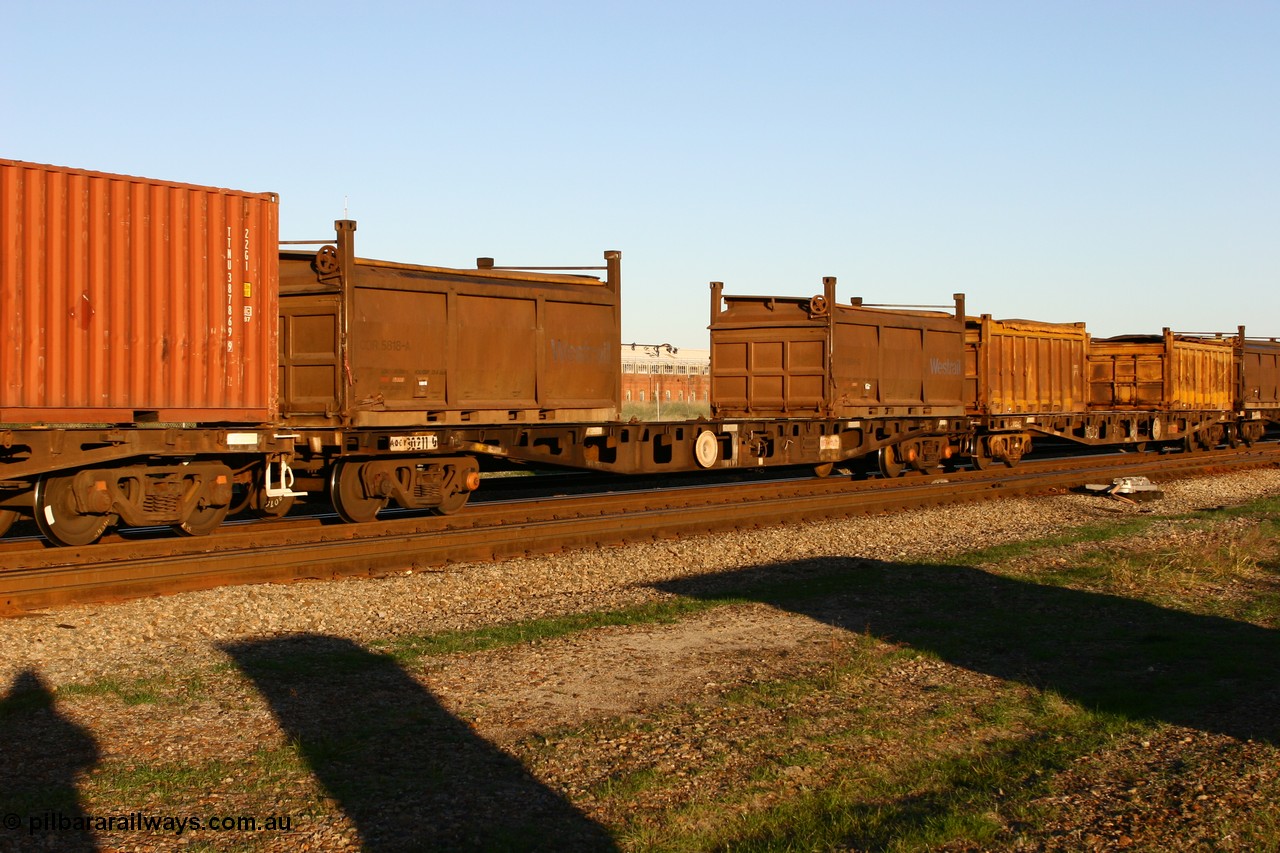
<box><xmin>432</xmin><ymin>488</ymin><xmax>471</xmax><ymax>516</ymax></box>
<box><xmin>0</xmin><ymin>509</ymin><xmax>17</xmax><ymax>538</ymax></box>
<box><xmin>249</xmin><ymin>488</ymin><xmax>296</xmax><ymax>519</ymax></box>
<box><xmin>329</xmin><ymin>461</ymin><xmax>387</xmax><ymax>523</ymax></box>
<box><xmin>1183</xmin><ymin>435</ymin><xmax>1202</xmax><ymax>453</ymax></box>
<box><xmin>877</xmin><ymin>447</ymin><xmax>904</xmax><ymax>478</ymax></box>
<box><xmin>971</xmin><ymin>447</ymin><xmax>996</xmax><ymax>470</ymax></box>
<box><xmin>175</xmin><ymin>502</ymin><xmax>230</xmax><ymax>537</ymax></box>
<box><xmin>33</xmin><ymin>475</ymin><xmax>117</xmax><ymax>547</ymax></box>
<box><xmin>813</xmin><ymin>462</ymin><xmax>835</xmax><ymax>478</ymax></box>
<box><xmin>432</xmin><ymin>463</ymin><xmax>480</xmax><ymax>515</ymax></box>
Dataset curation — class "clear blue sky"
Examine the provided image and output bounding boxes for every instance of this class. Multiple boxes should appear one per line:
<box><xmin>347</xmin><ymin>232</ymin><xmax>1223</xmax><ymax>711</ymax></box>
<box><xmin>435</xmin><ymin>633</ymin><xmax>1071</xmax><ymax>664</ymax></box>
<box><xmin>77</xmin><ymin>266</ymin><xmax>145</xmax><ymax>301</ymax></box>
<box><xmin>5</xmin><ymin>1</ymin><xmax>1277</xmax><ymax>346</ymax></box>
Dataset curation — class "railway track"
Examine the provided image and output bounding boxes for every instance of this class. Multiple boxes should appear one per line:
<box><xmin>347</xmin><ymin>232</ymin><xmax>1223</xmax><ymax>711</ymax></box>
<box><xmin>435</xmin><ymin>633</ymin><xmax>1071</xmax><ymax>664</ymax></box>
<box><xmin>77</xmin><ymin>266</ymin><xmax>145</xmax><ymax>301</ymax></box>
<box><xmin>2</xmin><ymin>445</ymin><xmax>1278</xmax><ymax>615</ymax></box>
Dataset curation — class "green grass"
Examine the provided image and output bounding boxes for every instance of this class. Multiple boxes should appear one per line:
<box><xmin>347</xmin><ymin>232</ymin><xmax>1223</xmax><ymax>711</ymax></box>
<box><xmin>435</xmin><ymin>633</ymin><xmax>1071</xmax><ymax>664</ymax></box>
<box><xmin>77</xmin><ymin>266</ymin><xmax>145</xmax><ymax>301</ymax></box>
<box><xmin>950</xmin><ymin>495</ymin><xmax>1280</xmax><ymax>624</ymax></box>
<box><xmin>948</xmin><ymin>518</ymin><xmax>1158</xmax><ymax>568</ymax></box>
<box><xmin>58</xmin><ymin>675</ymin><xmax>175</xmax><ymax>706</ymax></box>
<box><xmin>592</xmin><ymin>767</ymin><xmax>667</xmax><ymax>800</ymax></box>
<box><xmin>89</xmin><ymin>759</ymin><xmax>245</xmax><ymax>802</ymax></box>
<box><xmin>610</xmin><ymin>693</ymin><xmax>1139</xmax><ymax>853</ymax></box>
<box><xmin>373</xmin><ymin>595</ymin><xmax>750</xmax><ymax>663</ymax></box>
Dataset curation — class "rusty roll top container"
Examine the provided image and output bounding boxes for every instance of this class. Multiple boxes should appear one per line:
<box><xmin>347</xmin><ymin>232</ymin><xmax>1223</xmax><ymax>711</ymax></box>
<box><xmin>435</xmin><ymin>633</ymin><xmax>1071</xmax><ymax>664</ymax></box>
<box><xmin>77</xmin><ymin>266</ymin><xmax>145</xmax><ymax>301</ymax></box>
<box><xmin>1233</xmin><ymin>327</ymin><xmax>1280</xmax><ymax>444</ymax></box>
<box><xmin>277</xmin><ymin>221</ymin><xmax>622</xmax><ymax>428</ymax></box>
<box><xmin>709</xmin><ymin>277</ymin><xmax>967</xmax><ymax>419</ymax></box>
<box><xmin>0</xmin><ymin>159</ymin><xmax>280</xmax><ymax>423</ymax></box>
<box><xmin>1087</xmin><ymin>330</ymin><xmax>1234</xmax><ymax>412</ymax></box>
<box><xmin>1236</xmin><ymin>328</ymin><xmax>1280</xmax><ymax>411</ymax></box>
<box><xmin>964</xmin><ymin>316</ymin><xmax>1089</xmax><ymax>416</ymax></box>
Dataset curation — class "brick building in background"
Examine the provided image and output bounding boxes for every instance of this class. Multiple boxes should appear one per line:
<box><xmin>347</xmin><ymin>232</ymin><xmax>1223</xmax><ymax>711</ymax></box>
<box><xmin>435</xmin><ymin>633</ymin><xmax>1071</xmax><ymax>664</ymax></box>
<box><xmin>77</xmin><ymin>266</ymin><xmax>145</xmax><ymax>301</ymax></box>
<box><xmin>620</xmin><ymin>344</ymin><xmax>710</xmax><ymax>407</ymax></box>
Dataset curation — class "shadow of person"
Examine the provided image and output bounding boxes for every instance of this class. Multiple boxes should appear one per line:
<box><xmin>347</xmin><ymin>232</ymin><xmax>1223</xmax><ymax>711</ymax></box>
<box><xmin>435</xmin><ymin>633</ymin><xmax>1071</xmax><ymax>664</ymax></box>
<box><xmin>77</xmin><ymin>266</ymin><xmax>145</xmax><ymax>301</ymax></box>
<box><xmin>659</xmin><ymin>556</ymin><xmax>1280</xmax><ymax>744</ymax></box>
<box><xmin>0</xmin><ymin>669</ymin><xmax>100</xmax><ymax>852</ymax></box>
<box><xmin>223</xmin><ymin>634</ymin><xmax>617</xmax><ymax>852</ymax></box>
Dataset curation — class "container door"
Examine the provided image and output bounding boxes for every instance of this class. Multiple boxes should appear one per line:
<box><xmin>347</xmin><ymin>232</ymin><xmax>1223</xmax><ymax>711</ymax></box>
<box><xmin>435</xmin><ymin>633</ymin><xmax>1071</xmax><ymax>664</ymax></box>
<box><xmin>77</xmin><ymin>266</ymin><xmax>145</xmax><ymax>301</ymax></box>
<box><xmin>279</xmin><ymin>295</ymin><xmax>341</xmax><ymax>417</ymax></box>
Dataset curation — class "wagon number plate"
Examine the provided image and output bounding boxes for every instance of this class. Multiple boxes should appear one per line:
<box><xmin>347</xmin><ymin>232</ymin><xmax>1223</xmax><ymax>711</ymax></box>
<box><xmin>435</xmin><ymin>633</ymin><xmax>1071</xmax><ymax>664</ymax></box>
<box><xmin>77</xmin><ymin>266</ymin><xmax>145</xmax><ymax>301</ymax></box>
<box><xmin>389</xmin><ymin>434</ymin><xmax>438</xmax><ymax>452</ymax></box>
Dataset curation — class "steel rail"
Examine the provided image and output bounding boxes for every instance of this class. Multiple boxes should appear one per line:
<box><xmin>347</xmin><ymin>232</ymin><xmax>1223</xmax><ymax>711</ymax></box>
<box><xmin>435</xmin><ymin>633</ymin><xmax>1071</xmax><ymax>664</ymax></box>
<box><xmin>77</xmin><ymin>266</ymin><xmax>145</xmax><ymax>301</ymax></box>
<box><xmin>1</xmin><ymin>446</ymin><xmax>1277</xmax><ymax>614</ymax></box>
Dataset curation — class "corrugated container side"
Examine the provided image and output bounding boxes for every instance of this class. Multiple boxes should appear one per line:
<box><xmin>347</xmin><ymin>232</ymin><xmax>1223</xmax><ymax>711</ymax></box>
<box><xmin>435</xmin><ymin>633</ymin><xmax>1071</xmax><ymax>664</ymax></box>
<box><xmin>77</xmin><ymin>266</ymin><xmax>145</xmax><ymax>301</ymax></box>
<box><xmin>966</xmin><ymin>316</ymin><xmax>1088</xmax><ymax>415</ymax></box>
<box><xmin>0</xmin><ymin>159</ymin><xmax>278</xmax><ymax>423</ymax></box>
<box><xmin>1169</xmin><ymin>339</ymin><xmax>1233</xmax><ymax>410</ymax></box>
<box><xmin>1087</xmin><ymin>333</ymin><xmax>1232</xmax><ymax>411</ymax></box>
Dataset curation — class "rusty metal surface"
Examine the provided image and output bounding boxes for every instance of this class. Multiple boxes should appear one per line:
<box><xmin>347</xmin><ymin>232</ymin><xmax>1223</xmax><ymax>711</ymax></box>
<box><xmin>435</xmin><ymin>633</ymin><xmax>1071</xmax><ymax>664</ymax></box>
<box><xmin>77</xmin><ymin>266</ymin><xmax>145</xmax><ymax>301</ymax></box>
<box><xmin>0</xmin><ymin>159</ymin><xmax>279</xmax><ymax>423</ymax></box>
<box><xmin>1239</xmin><ymin>334</ymin><xmax>1280</xmax><ymax>411</ymax></box>
<box><xmin>1</xmin><ymin>445</ymin><xmax>1276</xmax><ymax>615</ymax></box>
<box><xmin>0</xmin><ymin>426</ymin><xmax>291</xmax><ymax>481</ymax></box>
<box><xmin>709</xmin><ymin>279</ymin><xmax>966</xmax><ymax>419</ymax></box>
<box><xmin>966</xmin><ymin>315</ymin><xmax>1088</xmax><ymax>415</ymax></box>
<box><xmin>273</xmin><ymin>411</ymin><xmax>961</xmax><ymax>491</ymax></box>
<box><xmin>277</xmin><ymin>220</ymin><xmax>620</xmax><ymax>428</ymax></box>
<box><xmin>1088</xmin><ymin>331</ymin><xmax>1234</xmax><ymax>412</ymax></box>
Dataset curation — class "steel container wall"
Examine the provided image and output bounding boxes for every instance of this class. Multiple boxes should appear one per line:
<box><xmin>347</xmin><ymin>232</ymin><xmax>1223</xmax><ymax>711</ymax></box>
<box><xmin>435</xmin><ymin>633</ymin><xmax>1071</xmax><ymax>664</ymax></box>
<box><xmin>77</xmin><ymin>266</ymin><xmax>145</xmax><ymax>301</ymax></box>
<box><xmin>709</xmin><ymin>281</ymin><xmax>966</xmax><ymax>418</ymax></box>
<box><xmin>710</xmin><ymin>297</ymin><xmax>826</xmax><ymax>415</ymax></box>
<box><xmin>965</xmin><ymin>316</ymin><xmax>1088</xmax><ymax>415</ymax></box>
<box><xmin>1087</xmin><ymin>332</ymin><xmax>1234</xmax><ymax>412</ymax></box>
<box><xmin>277</xmin><ymin>221</ymin><xmax>620</xmax><ymax>426</ymax></box>
<box><xmin>1239</xmin><ymin>336</ymin><xmax>1280</xmax><ymax>410</ymax></box>
<box><xmin>0</xmin><ymin>159</ymin><xmax>279</xmax><ymax>424</ymax></box>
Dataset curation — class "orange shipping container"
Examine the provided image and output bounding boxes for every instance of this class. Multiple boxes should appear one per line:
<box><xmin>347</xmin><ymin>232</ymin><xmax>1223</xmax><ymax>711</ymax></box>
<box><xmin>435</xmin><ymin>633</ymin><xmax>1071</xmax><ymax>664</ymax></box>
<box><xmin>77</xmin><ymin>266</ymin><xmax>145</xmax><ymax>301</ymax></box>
<box><xmin>0</xmin><ymin>159</ymin><xmax>278</xmax><ymax>424</ymax></box>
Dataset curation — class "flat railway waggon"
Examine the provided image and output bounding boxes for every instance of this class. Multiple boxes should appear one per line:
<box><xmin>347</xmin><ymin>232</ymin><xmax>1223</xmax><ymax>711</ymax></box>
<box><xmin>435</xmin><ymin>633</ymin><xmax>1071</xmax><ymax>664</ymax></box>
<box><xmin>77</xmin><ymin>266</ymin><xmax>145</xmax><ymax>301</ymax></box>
<box><xmin>2</xmin><ymin>158</ymin><xmax>1278</xmax><ymax>546</ymax></box>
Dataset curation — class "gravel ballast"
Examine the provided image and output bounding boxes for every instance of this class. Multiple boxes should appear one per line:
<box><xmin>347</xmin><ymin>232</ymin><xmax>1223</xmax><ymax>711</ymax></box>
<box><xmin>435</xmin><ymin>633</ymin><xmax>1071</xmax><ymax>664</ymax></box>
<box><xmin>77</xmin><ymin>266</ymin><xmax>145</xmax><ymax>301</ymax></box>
<box><xmin>5</xmin><ymin>469</ymin><xmax>1279</xmax><ymax>688</ymax></box>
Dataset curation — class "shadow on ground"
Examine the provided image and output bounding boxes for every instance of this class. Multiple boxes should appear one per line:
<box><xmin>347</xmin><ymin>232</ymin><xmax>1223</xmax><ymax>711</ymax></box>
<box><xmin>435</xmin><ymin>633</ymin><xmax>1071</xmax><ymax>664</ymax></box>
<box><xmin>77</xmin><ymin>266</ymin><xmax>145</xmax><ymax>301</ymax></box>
<box><xmin>659</xmin><ymin>556</ymin><xmax>1280</xmax><ymax>744</ymax></box>
<box><xmin>223</xmin><ymin>634</ymin><xmax>617</xmax><ymax>852</ymax></box>
<box><xmin>0</xmin><ymin>669</ymin><xmax>99</xmax><ymax>852</ymax></box>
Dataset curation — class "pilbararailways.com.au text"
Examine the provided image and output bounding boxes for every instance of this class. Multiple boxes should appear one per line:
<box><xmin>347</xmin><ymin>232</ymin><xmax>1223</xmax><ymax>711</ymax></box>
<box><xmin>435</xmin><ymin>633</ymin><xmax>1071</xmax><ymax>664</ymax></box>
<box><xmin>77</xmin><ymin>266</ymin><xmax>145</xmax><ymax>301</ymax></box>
<box><xmin>10</xmin><ymin>811</ymin><xmax>293</xmax><ymax>836</ymax></box>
